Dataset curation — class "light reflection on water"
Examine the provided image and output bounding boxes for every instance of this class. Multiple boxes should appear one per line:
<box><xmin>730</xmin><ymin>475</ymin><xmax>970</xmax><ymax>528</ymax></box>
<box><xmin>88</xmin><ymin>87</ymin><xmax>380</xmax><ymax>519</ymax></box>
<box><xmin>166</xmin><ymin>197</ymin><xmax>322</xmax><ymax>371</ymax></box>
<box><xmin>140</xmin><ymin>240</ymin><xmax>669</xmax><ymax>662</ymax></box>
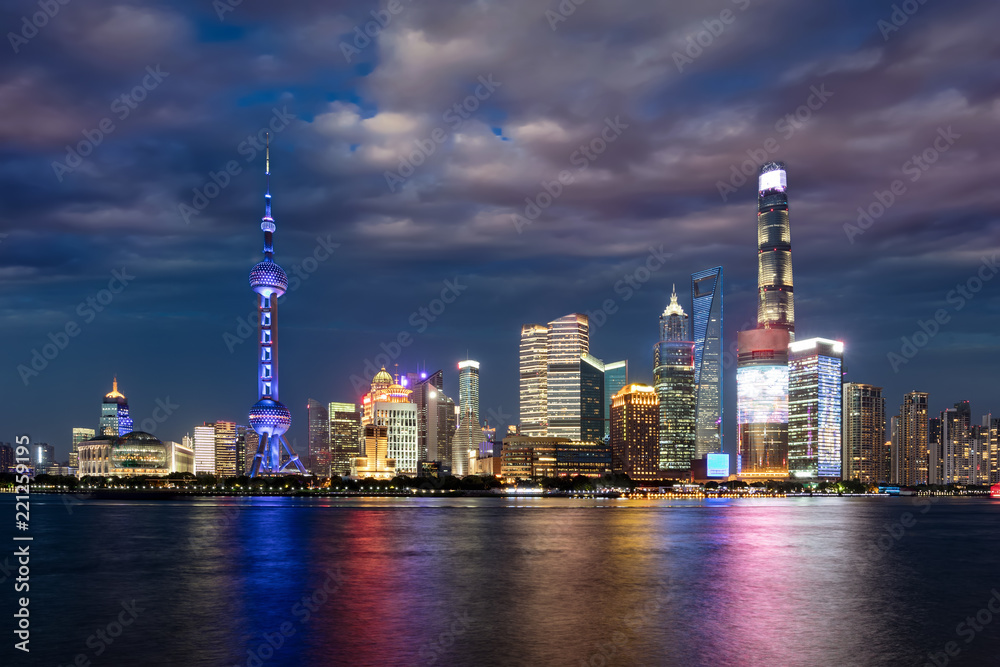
<box><xmin>9</xmin><ymin>495</ymin><xmax>1000</xmax><ymax>666</ymax></box>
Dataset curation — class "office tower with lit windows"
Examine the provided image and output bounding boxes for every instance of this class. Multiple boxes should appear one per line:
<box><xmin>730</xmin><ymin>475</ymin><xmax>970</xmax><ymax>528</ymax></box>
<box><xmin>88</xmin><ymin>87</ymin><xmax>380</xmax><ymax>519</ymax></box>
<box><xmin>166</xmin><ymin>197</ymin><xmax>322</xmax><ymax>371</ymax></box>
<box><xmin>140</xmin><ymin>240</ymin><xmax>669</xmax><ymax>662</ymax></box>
<box><xmin>452</xmin><ymin>360</ymin><xmax>482</xmax><ymax>476</ymax></box>
<box><xmin>193</xmin><ymin>424</ymin><xmax>216</xmax><ymax>474</ymax></box>
<box><xmin>842</xmin><ymin>384</ymin><xmax>885</xmax><ymax>484</ymax></box>
<box><xmin>610</xmin><ymin>384</ymin><xmax>660</xmax><ymax>481</ymax></box>
<box><xmin>736</xmin><ymin>328</ymin><xmax>790</xmax><ymax>479</ymax></box>
<box><xmin>306</xmin><ymin>399</ymin><xmax>330</xmax><ymax>476</ymax></box>
<box><xmin>898</xmin><ymin>392</ymin><xmax>929</xmax><ymax>486</ymax></box>
<box><xmin>234</xmin><ymin>426</ymin><xmax>247</xmax><ymax>476</ymax></box>
<box><xmin>547</xmin><ymin>314</ymin><xmax>590</xmax><ymax>439</ymax></box>
<box><xmin>654</xmin><ymin>286</ymin><xmax>696</xmax><ymax>471</ymax></box>
<box><xmin>361</xmin><ymin>370</ymin><xmax>419</xmax><ymax>475</ymax></box>
<box><xmin>788</xmin><ymin>338</ymin><xmax>843</xmax><ymax>480</ymax></box>
<box><xmin>580</xmin><ymin>354</ymin><xmax>606</xmax><ymax>443</ymax></box>
<box><xmin>519</xmin><ymin>324</ymin><xmax>549</xmax><ymax>437</ymax></box>
<box><xmin>942</xmin><ymin>401</ymin><xmax>972</xmax><ymax>484</ymax></box>
<box><xmin>929</xmin><ymin>416</ymin><xmax>943</xmax><ymax>485</ymax></box>
<box><xmin>756</xmin><ymin>162</ymin><xmax>794</xmax><ymax>337</ymax></box>
<box><xmin>71</xmin><ymin>427</ymin><xmax>95</xmax><ymax>469</ymax></box>
<box><xmin>100</xmin><ymin>378</ymin><xmax>133</xmax><ymax>437</ymax></box>
<box><xmin>247</xmin><ymin>138</ymin><xmax>306</xmax><ymax>477</ymax></box>
<box><xmin>603</xmin><ymin>361</ymin><xmax>628</xmax><ymax>438</ymax></box>
<box><xmin>329</xmin><ymin>402</ymin><xmax>362</xmax><ymax>477</ymax></box>
<box><xmin>213</xmin><ymin>421</ymin><xmax>238</xmax><ymax>478</ymax></box>
<box><xmin>692</xmin><ymin>267</ymin><xmax>723</xmax><ymax>457</ymax></box>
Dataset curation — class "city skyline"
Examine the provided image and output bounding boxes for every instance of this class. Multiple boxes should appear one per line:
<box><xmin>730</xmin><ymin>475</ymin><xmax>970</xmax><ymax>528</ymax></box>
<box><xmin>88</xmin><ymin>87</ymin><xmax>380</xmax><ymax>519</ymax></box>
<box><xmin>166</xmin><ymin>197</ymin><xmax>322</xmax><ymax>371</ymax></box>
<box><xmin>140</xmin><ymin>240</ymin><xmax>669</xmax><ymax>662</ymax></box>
<box><xmin>4</xmin><ymin>0</ymin><xmax>999</xmax><ymax>462</ymax></box>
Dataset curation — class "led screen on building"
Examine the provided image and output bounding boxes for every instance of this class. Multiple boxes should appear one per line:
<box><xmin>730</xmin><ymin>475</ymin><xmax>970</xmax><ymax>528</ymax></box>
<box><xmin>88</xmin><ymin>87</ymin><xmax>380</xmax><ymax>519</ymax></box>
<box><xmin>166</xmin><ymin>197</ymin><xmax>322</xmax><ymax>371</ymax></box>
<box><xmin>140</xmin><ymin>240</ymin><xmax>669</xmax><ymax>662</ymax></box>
<box><xmin>736</xmin><ymin>365</ymin><xmax>789</xmax><ymax>425</ymax></box>
<box><xmin>706</xmin><ymin>453</ymin><xmax>729</xmax><ymax>478</ymax></box>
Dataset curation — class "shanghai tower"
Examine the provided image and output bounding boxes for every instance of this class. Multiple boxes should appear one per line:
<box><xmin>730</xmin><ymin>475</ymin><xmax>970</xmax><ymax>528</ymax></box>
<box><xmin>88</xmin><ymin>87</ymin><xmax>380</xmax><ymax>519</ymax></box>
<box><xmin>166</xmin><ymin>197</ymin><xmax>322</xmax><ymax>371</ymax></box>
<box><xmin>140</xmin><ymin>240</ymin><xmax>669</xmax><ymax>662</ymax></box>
<box><xmin>247</xmin><ymin>136</ymin><xmax>306</xmax><ymax>477</ymax></box>
<box><xmin>756</xmin><ymin>161</ymin><xmax>794</xmax><ymax>338</ymax></box>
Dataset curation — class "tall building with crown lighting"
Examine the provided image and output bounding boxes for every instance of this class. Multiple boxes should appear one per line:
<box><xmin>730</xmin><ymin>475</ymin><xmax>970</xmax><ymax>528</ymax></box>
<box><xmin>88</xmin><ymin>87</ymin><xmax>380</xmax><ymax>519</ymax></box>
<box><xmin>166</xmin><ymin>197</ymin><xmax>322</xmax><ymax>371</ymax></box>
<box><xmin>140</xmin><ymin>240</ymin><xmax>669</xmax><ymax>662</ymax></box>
<box><xmin>610</xmin><ymin>384</ymin><xmax>660</xmax><ymax>481</ymax></box>
<box><xmin>246</xmin><ymin>137</ymin><xmax>305</xmax><ymax>477</ymax></box>
<box><xmin>788</xmin><ymin>338</ymin><xmax>843</xmax><ymax>480</ymax></box>
<box><xmin>691</xmin><ymin>267</ymin><xmax>723</xmax><ymax>457</ymax></box>
<box><xmin>737</xmin><ymin>162</ymin><xmax>795</xmax><ymax>479</ymax></box>
<box><xmin>654</xmin><ymin>286</ymin><xmax>696</xmax><ymax>471</ymax></box>
<box><xmin>361</xmin><ymin>367</ymin><xmax>418</xmax><ymax>475</ymax></box>
<box><xmin>100</xmin><ymin>378</ymin><xmax>133</xmax><ymax>437</ymax></box>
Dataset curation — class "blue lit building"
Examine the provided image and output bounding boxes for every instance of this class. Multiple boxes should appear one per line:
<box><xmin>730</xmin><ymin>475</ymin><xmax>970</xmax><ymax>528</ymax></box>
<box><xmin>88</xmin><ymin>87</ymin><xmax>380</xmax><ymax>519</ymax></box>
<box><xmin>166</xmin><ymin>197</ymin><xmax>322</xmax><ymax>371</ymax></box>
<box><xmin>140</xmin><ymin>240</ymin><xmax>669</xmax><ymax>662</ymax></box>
<box><xmin>100</xmin><ymin>378</ymin><xmax>133</xmax><ymax>437</ymax></box>
<box><xmin>247</xmin><ymin>138</ymin><xmax>306</xmax><ymax>476</ymax></box>
<box><xmin>788</xmin><ymin>338</ymin><xmax>844</xmax><ymax>479</ymax></box>
<box><xmin>603</xmin><ymin>360</ymin><xmax>627</xmax><ymax>438</ymax></box>
<box><xmin>691</xmin><ymin>267</ymin><xmax>723</xmax><ymax>457</ymax></box>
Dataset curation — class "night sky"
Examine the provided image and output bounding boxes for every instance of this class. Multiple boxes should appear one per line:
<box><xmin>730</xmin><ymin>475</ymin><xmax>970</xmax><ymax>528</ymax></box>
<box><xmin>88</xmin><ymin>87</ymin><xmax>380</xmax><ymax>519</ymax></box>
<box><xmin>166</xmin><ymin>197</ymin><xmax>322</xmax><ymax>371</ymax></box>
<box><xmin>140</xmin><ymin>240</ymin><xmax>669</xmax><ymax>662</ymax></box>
<box><xmin>3</xmin><ymin>0</ymin><xmax>998</xmax><ymax>460</ymax></box>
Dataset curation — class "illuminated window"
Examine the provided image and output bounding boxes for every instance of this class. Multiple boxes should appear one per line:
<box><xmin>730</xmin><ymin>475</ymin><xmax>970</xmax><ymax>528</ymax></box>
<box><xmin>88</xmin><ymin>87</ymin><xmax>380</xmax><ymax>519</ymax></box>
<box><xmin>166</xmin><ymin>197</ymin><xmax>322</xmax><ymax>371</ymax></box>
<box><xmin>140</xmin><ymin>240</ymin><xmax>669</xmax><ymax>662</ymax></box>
<box><xmin>262</xmin><ymin>330</ymin><xmax>271</xmax><ymax>344</ymax></box>
<box><xmin>262</xmin><ymin>312</ymin><xmax>271</xmax><ymax>326</ymax></box>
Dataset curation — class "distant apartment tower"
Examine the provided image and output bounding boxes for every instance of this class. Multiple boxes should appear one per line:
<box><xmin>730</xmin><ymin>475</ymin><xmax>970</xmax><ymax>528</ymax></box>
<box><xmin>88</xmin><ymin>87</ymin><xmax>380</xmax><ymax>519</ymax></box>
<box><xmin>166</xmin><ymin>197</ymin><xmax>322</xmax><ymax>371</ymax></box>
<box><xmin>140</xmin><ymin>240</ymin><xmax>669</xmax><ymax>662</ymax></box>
<box><xmin>214</xmin><ymin>421</ymin><xmax>237</xmax><ymax>478</ymax></box>
<box><xmin>329</xmin><ymin>402</ymin><xmax>361</xmax><ymax>477</ymax></box>
<box><xmin>610</xmin><ymin>384</ymin><xmax>660</xmax><ymax>481</ymax></box>
<box><xmin>193</xmin><ymin>424</ymin><xmax>216</xmax><ymax>474</ymax></box>
<box><xmin>654</xmin><ymin>286</ymin><xmax>696</xmax><ymax>471</ymax></box>
<box><xmin>788</xmin><ymin>338</ymin><xmax>843</xmax><ymax>480</ymax></box>
<box><xmin>842</xmin><ymin>384</ymin><xmax>885</xmax><ymax>484</ymax></box>
<box><xmin>307</xmin><ymin>399</ymin><xmax>330</xmax><ymax>476</ymax></box>
<box><xmin>736</xmin><ymin>328</ymin><xmax>790</xmax><ymax>479</ymax></box>
<box><xmin>691</xmin><ymin>267</ymin><xmax>723</xmax><ymax>457</ymax></box>
<box><xmin>941</xmin><ymin>401</ymin><xmax>972</xmax><ymax>484</ymax></box>
<box><xmin>71</xmin><ymin>427</ymin><xmax>96</xmax><ymax>469</ymax></box>
<box><xmin>898</xmin><ymin>392</ymin><xmax>929</xmax><ymax>486</ymax></box>
<box><xmin>603</xmin><ymin>361</ymin><xmax>628</xmax><ymax>438</ymax></box>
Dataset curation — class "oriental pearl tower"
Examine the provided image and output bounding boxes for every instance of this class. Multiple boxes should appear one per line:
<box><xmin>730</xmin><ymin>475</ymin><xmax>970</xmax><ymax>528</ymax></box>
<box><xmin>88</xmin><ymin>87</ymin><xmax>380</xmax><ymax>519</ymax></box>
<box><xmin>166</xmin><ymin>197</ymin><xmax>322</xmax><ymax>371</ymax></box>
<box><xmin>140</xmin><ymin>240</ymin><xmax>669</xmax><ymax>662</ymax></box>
<box><xmin>248</xmin><ymin>135</ymin><xmax>306</xmax><ymax>477</ymax></box>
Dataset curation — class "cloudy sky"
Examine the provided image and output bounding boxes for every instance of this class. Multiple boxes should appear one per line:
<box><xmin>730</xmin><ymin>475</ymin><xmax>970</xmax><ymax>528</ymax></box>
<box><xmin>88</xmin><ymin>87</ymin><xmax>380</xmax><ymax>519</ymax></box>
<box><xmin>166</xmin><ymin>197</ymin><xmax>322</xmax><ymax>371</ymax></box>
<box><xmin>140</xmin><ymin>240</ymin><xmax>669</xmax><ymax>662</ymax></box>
<box><xmin>3</xmin><ymin>0</ymin><xmax>998</xmax><ymax>459</ymax></box>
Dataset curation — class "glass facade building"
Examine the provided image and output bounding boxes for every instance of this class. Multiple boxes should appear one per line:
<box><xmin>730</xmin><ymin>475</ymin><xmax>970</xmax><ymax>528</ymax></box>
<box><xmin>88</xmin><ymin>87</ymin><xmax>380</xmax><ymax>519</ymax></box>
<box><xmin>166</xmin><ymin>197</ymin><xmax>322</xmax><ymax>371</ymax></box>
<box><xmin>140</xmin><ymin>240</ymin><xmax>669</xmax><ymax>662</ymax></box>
<box><xmin>100</xmin><ymin>378</ymin><xmax>133</xmax><ymax>437</ymax></box>
<box><xmin>691</xmin><ymin>267</ymin><xmax>723</xmax><ymax>457</ymax></box>
<box><xmin>788</xmin><ymin>338</ymin><xmax>843</xmax><ymax>480</ymax></box>
<box><xmin>756</xmin><ymin>162</ymin><xmax>794</xmax><ymax>338</ymax></box>
<box><xmin>842</xmin><ymin>383</ymin><xmax>886</xmax><ymax>484</ymax></box>
<box><xmin>329</xmin><ymin>402</ymin><xmax>362</xmax><ymax>477</ymax></box>
<box><xmin>193</xmin><ymin>424</ymin><xmax>216</xmax><ymax>475</ymax></box>
<box><xmin>214</xmin><ymin>421</ymin><xmax>238</xmax><ymax>478</ymax></box>
<box><xmin>546</xmin><ymin>314</ymin><xmax>590</xmax><ymax>440</ymax></box>
<box><xmin>580</xmin><ymin>354</ymin><xmax>605</xmax><ymax>443</ymax></box>
<box><xmin>736</xmin><ymin>328</ymin><xmax>791</xmax><ymax>478</ymax></box>
<box><xmin>603</xmin><ymin>361</ymin><xmax>628</xmax><ymax>438</ymax></box>
<box><xmin>654</xmin><ymin>286</ymin><xmax>696</xmax><ymax>471</ymax></box>
<box><xmin>307</xmin><ymin>399</ymin><xmax>330</xmax><ymax>476</ymax></box>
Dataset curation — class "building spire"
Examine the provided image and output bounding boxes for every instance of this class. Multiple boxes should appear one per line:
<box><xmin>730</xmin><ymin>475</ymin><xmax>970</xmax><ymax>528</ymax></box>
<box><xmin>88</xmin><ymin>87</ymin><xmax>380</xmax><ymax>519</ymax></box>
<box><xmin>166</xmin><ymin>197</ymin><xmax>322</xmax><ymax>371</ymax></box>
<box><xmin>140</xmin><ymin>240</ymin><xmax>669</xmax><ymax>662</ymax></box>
<box><xmin>261</xmin><ymin>132</ymin><xmax>275</xmax><ymax>258</ymax></box>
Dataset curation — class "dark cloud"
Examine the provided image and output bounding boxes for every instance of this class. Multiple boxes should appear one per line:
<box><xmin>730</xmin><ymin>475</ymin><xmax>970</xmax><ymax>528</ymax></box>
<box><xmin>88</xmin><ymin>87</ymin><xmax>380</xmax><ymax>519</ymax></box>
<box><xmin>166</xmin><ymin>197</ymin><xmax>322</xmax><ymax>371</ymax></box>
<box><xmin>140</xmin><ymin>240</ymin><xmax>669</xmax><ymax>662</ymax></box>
<box><xmin>1</xmin><ymin>0</ymin><xmax>998</xmax><ymax>457</ymax></box>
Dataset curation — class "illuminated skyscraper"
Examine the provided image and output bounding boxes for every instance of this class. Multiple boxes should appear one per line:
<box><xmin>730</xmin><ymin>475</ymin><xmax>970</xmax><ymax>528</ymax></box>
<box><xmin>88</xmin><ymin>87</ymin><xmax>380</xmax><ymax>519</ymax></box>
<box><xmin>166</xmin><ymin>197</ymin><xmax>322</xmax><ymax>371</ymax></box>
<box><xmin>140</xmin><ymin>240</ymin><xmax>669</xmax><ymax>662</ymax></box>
<box><xmin>214</xmin><ymin>421</ymin><xmax>237</xmax><ymax>478</ymax></box>
<box><xmin>580</xmin><ymin>354</ymin><xmax>605</xmax><ymax>443</ymax></box>
<box><xmin>736</xmin><ymin>328</ymin><xmax>790</xmax><ymax>479</ymax></box>
<box><xmin>247</xmin><ymin>137</ymin><xmax>306</xmax><ymax>477</ymax></box>
<box><xmin>329</xmin><ymin>402</ymin><xmax>362</xmax><ymax>477</ymax></box>
<box><xmin>519</xmin><ymin>324</ymin><xmax>549</xmax><ymax>436</ymax></box>
<box><xmin>898</xmin><ymin>391</ymin><xmax>929</xmax><ymax>486</ymax></box>
<box><xmin>546</xmin><ymin>314</ymin><xmax>590</xmax><ymax>439</ymax></box>
<box><xmin>842</xmin><ymin>383</ymin><xmax>885</xmax><ymax>484</ymax></box>
<box><xmin>361</xmin><ymin>370</ymin><xmax>418</xmax><ymax>475</ymax></box>
<box><xmin>654</xmin><ymin>286</ymin><xmax>696</xmax><ymax>471</ymax></box>
<box><xmin>756</xmin><ymin>162</ymin><xmax>794</xmax><ymax>338</ymax></box>
<box><xmin>71</xmin><ymin>427</ymin><xmax>95</xmax><ymax>468</ymax></box>
<box><xmin>100</xmin><ymin>378</ymin><xmax>133</xmax><ymax>437</ymax></box>
<box><xmin>307</xmin><ymin>399</ymin><xmax>330</xmax><ymax>476</ymax></box>
<box><xmin>603</xmin><ymin>361</ymin><xmax>628</xmax><ymax>438</ymax></box>
<box><xmin>352</xmin><ymin>424</ymin><xmax>396</xmax><ymax>480</ymax></box>
<box><xmin>610</xmin><ymin>384</ymin><xmax>660</xmax><ymax>481</ymax></box>
<box><xmin>453</xmin><ymin>360</ymin><xmax>482</xmax><ymax>476</ymax></box>
<box><xmin>941</xmin><ymin>401</ymin><xmax>972</xmax><ymax>484</ymax></box>
<box><xmin>788</xmin><ymin>338</ymin><xmax>843</xmax><ymax>480</ymax></box>
<box><xmin>193</xmin><ymin>424</ymin><xmax>216</xmax><ymax>475</ymax></box>
<box><xmin>691</xmin><ymin>267</ymin><xmax>723</xmax><ymax>457</ymax></box>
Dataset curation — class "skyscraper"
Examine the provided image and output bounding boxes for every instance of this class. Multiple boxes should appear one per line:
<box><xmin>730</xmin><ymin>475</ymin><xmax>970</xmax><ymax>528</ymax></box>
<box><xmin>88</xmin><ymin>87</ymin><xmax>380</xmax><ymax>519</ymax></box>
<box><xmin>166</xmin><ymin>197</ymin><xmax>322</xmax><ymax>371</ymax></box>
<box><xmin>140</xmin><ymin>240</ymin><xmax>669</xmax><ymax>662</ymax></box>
<box><xmin>100</xmin><ymin>378</ymin><xmax>133</xmax><ymax>437</ymax></box>
<box><xmin>329</xmin><ymin>402</ymin><xmax>362</xmax><ymax>477</ymax></box>
<box><xmin>756</xmin><ymin>162</ymin><xmax>794</xmax><ymax>338</ymax></box>
<box><xmin>603</xmin><ymin>360</ymin><xmax>628</xmax><ymax>438</ymax></box>
<box><xmin>654</xmin><ymin>286</ymin><xmax>696</xmax><ymax>471</ymax></box>
<box><xmin>193</xmin><ymin>424</ymin><xmax>216</xmax><ymax>475</ymax></box>
<box><xmin>691</xmin><ymin>267</ymin><xmax>723</xmax><ymax>457</ymax></box>
<box><xmin>519</xmin><ymin>324</ymin><xmax>549</xmax><ymax>437</ymax></box>
<box><xmin>928</xmin><ymin>416</ymin><xmax>943</xmax><ymax>485</ymax></box>
<box><xmin>580</xmin><ymin>354</ymin><xmax>605</xmax><ymax>443</ymax></box>
<box><xmin>842</xmin><ymin>383</ymin><xmax>885</xmax><ymax>484</ymax></box>
<box><xmin>247</xmin><ymin>137</ymin><xmax>306</xmax><ymax>477</ymax></box>
<box><xmin>736</xmin><ymin>328</ymin><xmax>790</xmax><ymax>479</ymax></box>
<box><xmin>71</xmin><ymin>427</ymin><xmax>95</xmax><ymax>469</ymax></box>
<box><xmin>788</xmin><ymin>338</ymin><xmax>843</xmax><ymax>480</ymax></box>
<box><xmin>307</xmin><ymin>399</ymin><xmax>330</xmax><ymax>476</ymax></box>
<box><xmin>362</xmin><ymin>370</ymin><xmax>418</xmax><ymax>475</ymax></box>
<box><xmin>214</xmin><ymin>421</ymin><xmax>237</xmax><ymax>478</ymax></box>
<box><xmin>610</xmin><ymin>384</ymin><xmax>660</xmax><ymax>481</ymax></box>
<box><xmin>899</xmin><ymin>391</ymin><xmax>929</xmax><ymax>486</ymax></box>
<box><xmin>458</xmin><ymin>360</ymin><xmax>480</xmax><ymax>425</ymax></box>
<box><xmin>545</xmin><ymin>314</ymin><xmax>589</xmax><ymax>439</ymax></box>
<box><xmin>452</xmin><ymin>360</ymin><xmax>482</xmax><ymax>476</ymax></box>
<box><xmin>942</xmin><ymin>401</ymin><xmax>972</xmax><ymax>484</ymax></box>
